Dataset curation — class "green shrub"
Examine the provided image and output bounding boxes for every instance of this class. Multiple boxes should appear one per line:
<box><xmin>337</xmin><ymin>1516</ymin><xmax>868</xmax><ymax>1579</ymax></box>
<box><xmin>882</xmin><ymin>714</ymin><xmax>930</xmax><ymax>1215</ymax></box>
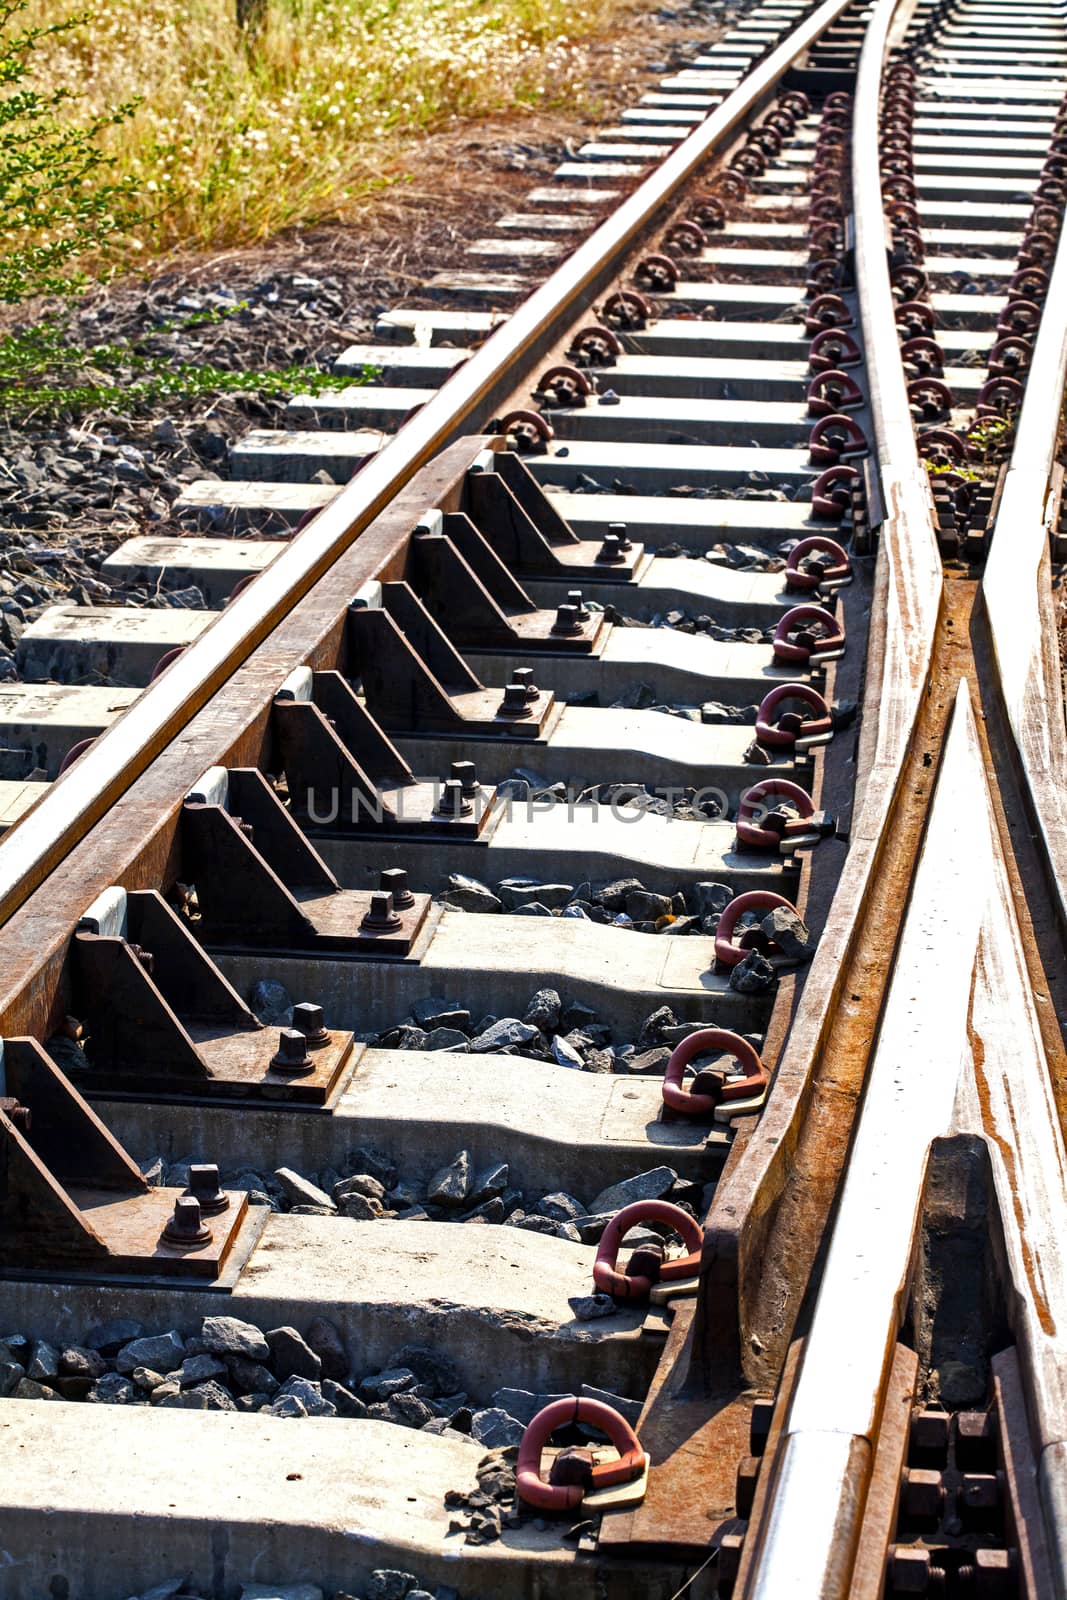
<box><xmin>0</xmin><ymin>0</ymin><xmax>138</xmax><ymax>300</ymax></box>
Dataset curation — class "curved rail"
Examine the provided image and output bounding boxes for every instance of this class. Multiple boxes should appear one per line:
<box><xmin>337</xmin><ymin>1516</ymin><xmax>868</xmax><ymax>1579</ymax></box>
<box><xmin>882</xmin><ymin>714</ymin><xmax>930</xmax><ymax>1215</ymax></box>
<box><xmin>982</xmin><ymin>188</ymin><xmax>1067</xmax><ymax>934</ymax></box>
<box><xmin>0</xmin><ymin>0</ymin><xmax>854</xmax><ymax>930</ymax></box>
<box><xmin>694</xmin><ymin>0</ymin><xmax>941</xmax><ymax>1400</ymax></box>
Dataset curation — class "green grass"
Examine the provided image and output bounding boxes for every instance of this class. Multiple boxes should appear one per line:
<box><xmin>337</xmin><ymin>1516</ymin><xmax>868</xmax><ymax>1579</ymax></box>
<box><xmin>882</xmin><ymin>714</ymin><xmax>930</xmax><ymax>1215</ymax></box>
<box><xmin>20</xmin><ymin>0</ymin><xmax>632</xmax><ymax>263</ymax></box>
<box><xmin>0</xmin><ymin>308</ymin><xmax>374</xmax><ymax>418</ymax></box>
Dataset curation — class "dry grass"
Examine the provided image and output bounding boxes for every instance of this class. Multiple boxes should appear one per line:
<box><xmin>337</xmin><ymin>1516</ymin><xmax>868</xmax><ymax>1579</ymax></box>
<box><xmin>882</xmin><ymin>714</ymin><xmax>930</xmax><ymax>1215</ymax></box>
<box><xmin>21</xmin><ymin>0</ymin><xmax>641</xmax><ymax>260</ymax></box>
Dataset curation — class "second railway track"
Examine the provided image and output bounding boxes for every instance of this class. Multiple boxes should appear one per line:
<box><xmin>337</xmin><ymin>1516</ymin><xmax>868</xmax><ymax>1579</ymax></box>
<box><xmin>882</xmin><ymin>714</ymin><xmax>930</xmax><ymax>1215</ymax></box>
<box><xmin>2</xmin><ymin>0</ymin><xmax>1067</xmax><ymax>1596</ymax></box>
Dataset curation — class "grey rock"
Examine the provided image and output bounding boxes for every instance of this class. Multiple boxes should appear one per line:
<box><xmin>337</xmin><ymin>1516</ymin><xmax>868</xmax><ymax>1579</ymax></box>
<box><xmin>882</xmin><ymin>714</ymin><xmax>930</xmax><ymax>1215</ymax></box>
<box><xmin>367</xmin><ymin>1571</ymin><xmax>420</xmax><ymax>1600</ymax></box>
<box><xmin>391</xmin><ymin>1391</ymin><xmax>434</xmax><ymax>1427</ymax></box>
<box><xmin>227</xmin><ymin>1359</ymin><xmax>279</xmax><ymax>1397</ymax></box>
<box><xmin>360</xmin><ymin>1366</ymin><xmax>417</xmax><ymax>1402</ymax></box>
<box><xmin>58</xmin><ymin>1346</ymin><xmax>108</xmax><ymax>1381</ymax></box>
<box><xmin>151</xmin><ymin>1382</ymin><xmax>184</xmax><ymax>1407</ymax></box>
<box><xmin>442</xmin><ymin>875</ymin><xmax>501</xmax><ymax>913</ymax></box>
<box><xmin>88</xmin><ymin>1372</ymin><xmax>137</xmax><ymax>1403</ymax></box>
<box><xmin>393</xmin><ymin>1345</ymin><xmax>460</xmax><ymax>1396</ymax></box>
<box><xmin>510</xmin><ymin>1215</ymin><xmax>557</xmax><ymax>1235</ymax></box>
<box><xmin>0</xmin><ymin>1362</ymin><xmax>25</xmax><ymax>1396</ymax></box>
<box><xmin>637</xmin><ymin>1005</ymin><xmax>678</xmax><ymax>1046</ymax></box>
<box><xmin>469</xmin><ymin>1160</ymin><xmax>509</xmax><ymax>1204</ymax></box>
<box><xmin>579</xmin><ymin>1383</ymin><xmax>642</xmax><ymax>1426</ymax></box>
<box><xmin>489</xmin><ymin>1387</ymin><xmax>568</xmax><ymax>1427</ymax></box>
<box><xmin>115</xmin><ymin>1331</ymin><xmax>185</xmax><ymax>1375</ymax></box>
<box><xmin>427</xmin><ymin>1149</ymin><xmax>472</xmax><ymax>1207</ymax></box>
<box><xmin>585</xmin><ymin>1048</ymin><xmax>615</xmax><ymax>1074</ymax></box>
<box><xmin>306</xmin><ymin>1316</ymin><xmax>348</xmax><ymax>1380</ymax></box>
<box><xmin>337</xmin><ymin>1191</ymin><xmax>385</xmax><ymax>1221</ymax></box>
<box><xmin>129</xmin><ymin>1366</ymin><xmax>163</xmax><ymax>1393</ymax></box>
<box><xmin>513</xmin><ymin>901</ymin><xmax>552</xmax><ymax>917</ymax></box>
<box><xmin>590</xmin><ymin>1166</ymin><xmax>677</xmax><ymax>1216</ymax></box>
<box><xmin>470</xmin><ymin>1017</ymin><xmax>541</xmax><ymax>1053</ymax></box>
<box><xmin>266</xmin><ymin>1326</ymin><xmax>321</xmax><ymax>1382</ymax></box>
<box><xmin>278</xmin><ymin>1375</ymin><xmax>335</xmax><ymax>1417</ymax></box>
<box><xmin>523</xmin><ymin>987</ymin><xmax>562</xmax><ymax>1029</ymax></box>
<box><xmin>595</xmin><ymin>877</ymin><xmax>645</xmax><ymax>910</ymax></box>
<box><xmin>552</xmin><ymin>1034</ymin><xmax>584</xmax><ymax>1069</ymax></box>
<box><xmin>240</xmin><ymin>1586</ymin><xmax>324</xmax><ymax>1600</ymax></box>
<box><xmin>274</xmin><ymin>1167</ymin><xmax>335</xmax><ymax>1211</ymax></box>
<box><xmin>625</xmin><ymin>889</ymin><xmax>672</xmax><ymax>921</ymax></box>
<box><xmin>342</xmin><ymin>1146</ymin><xmax>398</xmax><ymax>1189</ymax></box>
<box><xmin>537</xmin><ymin>1192</ymin><xmax>586</xmax><ymax>1223</ymax></box>
<box><xmin>270</xmin><ymin>1393</ymin><xmax>308</xmax><ymax>1418</ymax></box>
<box><xmin>188</xmin><ymin>1379</ymin><xmax>237</xmax><ymax>1411</ymax></box>
<box><xmin>322</xmin><ymin>1378</ymin><xmax>366</xmax><ymax>1417</ymax></box>
<box><xmin>84</xmin><ymin>1318</ymin><xmax>145</xmax><ymax>1356</ymax></box>
<box><xmin>761</xmin><ymin>904</ymin><xmax>816</xmax><ymax>961</ymax></box>
<box><xmin>411</xmin><ymin>997</ymin><xmax>471</xmax><ymax>1033</ymax></box>
<box><xmin>138</xmin><ymin>1154</ymin><xmax>166</xmax><ymax>1187</ymax></box>
<box><xmin>424</xmin><ymin>1027</ymin><xmax>470</xmax><ymax>1051</ymax></box>
<box><xmin>568</xmin><ymin>1294</ymin><xmax>619</xmax><ymax>1322</ymax></box>
<box><xmin>250</xmin><ymin>977</ymin><xmax>293</xmax><ymax>1025</ymax></box>
<box><xmin>729</xmin><ymin>950</ymin><xmax>776</xmax><ymax>994</ymax></box>
<box><xmin>27</xmin><ymin>1340</ymin><xmax>59</xmax><ymax>1382</ymax></box>
<box><xmin>626</xmin><ymin>1046</ymin><xmax>671</xmax><ymax>1077</ymax></box>
<box><xmin>471</xmin><ymin>1406</ymin><xmax>524</xmax><ymax>1448</ymax></box>
<box><xmin>137</xmin><ymin>1581</ymin><xmax>187</xmax><ymax>1600</ymax></box>
<box><xmin>499</xmin><ymin>880</ymin><xmax>573</xmax><ymax>911</ymax></box>
<box><xmin>200</xmin><ymin>1315</ymin><xmax>270</xmax><ymax>1362</ymax></box>
<box><xmin>177</xmin><ymin>1353</ymin><xmax>227</xmax><ymax>1387</ymax></box>
<box><xmin>13</xmin><ymin>1377</ymin><xmax>58</xmax><ymax>1400</ymax></box>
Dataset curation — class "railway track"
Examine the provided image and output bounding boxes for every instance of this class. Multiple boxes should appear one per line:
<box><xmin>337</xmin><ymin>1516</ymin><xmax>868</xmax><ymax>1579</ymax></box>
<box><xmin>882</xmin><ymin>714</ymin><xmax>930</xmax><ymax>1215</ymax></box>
<box><xmin>1</xmin><ymin>0</ymin><xmax>1067</xmax><ymax>1595</ymax></box>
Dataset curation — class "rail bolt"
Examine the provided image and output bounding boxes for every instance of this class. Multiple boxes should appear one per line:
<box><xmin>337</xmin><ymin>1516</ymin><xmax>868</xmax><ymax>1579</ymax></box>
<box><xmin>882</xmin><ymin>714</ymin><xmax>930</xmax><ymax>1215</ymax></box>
<box><xmin>499</xmin><ymin>682</ymin><xmax>535</xmax><ymax>719</ymax></box>
<box><xmin>511</xmin><ymin>666</ymin><xmax>539</xmax><ymax>700</ymax></box>
<box><xmin>785</xmin><ymin>535</ymin><xmax>851</xmax><ymax>592</ymax></box>
<box><xmin>808</xmin><ymin>412</ymin><xmax>868</xmax><ymax>465</ymax></box>
<box><xmin>594</xmin><ymin>1199</ymin><xmax>703</xmax><ymax>1301</ymax></box>
<box><xmin>435</xmin><ymin>776</ymin><xmax>474</xmax><ymax>816</ymax></box>
<box><xmin>379</xmin><ymin>867</ymin><xmax>415</xmax><ymax>911</ymax></box>
<box><xmin>908</xmin><ymin>1407</ymin><xmax>950</xmax><ymax>1468</ymax></box>
<box><xmin>292</xmin><ymin>1000</ymin><xmax>330</xmax><ymax>1045</ymax></box>
<box><xmin>517</xmin><ymin>1397</ymin><xmax>646</xmax><ymax>1511</ymax></box>
<box><xmin>270</xmin><ymin>1027</ymin><xmax>315</xmax><ymax>1075</ymax></box>
<box><xmin>714</xmin><ymin>889</ymin><xmax>806</xmax><ymax>969</ymax></box>
<box><xmin>888</xmin><ymin>1546</ymin><xmax>931</xmax><ymax>1595</ymax></box>
<box><xmin>899</xmin><ymin>1467</ymin><xmax>946</xmax><ymax>1529</ymax></box>
<box><xmin>162</xmin><ymin>1195</ymin><xmax>212</xmax><ymax>1248</ymax></box>
<box><xmin>567</xmin><ymin>324</ymin><xmax>623</xmax><ymax>366</ymax></box>
<box><xmin>360</xmin><ymin>890</ymin><xmax>402</xmax><ymax>933</ymax></box>
<box><xmin>184</xmin><ymin>1163</ymin><xmax>229</xmax><ymax>1216</ymax></box>
<box><xmin>567</xmin><ymin>590</ymin><xmax>589</xmax><ymax>621</ymax></box>
<box><xmin>975</xmin><ymin>1549</ymin><xmax>1017</xmax><ymax>1597</ymax></box>
<box><xmin>450</xmin><ymin>759</ymin><xmax>479</xmax><ymax>796</ymax></box>
<box><xmin>736</xmin><ymin>777</ymin><xmax>825</xmax><ymax>850</ymax></box>
<box><xmin>955</xmin><ymin>1410</ymin><xmax>997</xmax><ymax>1472</ymax></box>
<box><xmin>552</xmin><ymin>603</ymin><xmax>584</xmax><ymax>636</ymax></box>
<box><xmin>607</xmin><ymin>521</ymin><xmax>633</xmax><ymax>551</ymax></box>
<box><xmin>597</xmin><ymin>532</ymin><xmax>627</xmax><ymax>564</ymax></box>
<box><xmin>957</xmin><ymin>1472</ymin><xmax>1004</xmax><ymax>1534</ymax></box>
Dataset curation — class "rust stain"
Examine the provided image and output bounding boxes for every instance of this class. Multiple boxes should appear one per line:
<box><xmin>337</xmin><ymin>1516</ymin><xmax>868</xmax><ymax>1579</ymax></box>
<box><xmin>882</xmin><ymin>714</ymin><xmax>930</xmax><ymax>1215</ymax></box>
<box><xmin>967</xmin><ymin>947</ymin><xmax>1056</xmax><ymax>1339</ymax></box>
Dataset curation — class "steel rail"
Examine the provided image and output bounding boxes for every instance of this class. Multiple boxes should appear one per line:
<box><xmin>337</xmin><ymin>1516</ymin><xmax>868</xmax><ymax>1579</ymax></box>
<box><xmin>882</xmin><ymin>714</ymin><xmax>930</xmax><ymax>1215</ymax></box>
<box><xmin>748</xmin><ymin>680</ymin><xmax>1067</xmax><ymax>1599</ymax></box>
<box><xmin>982</xmin><ymin>191</ymin><xmax>1067</xmax><ymax>934</ymax></box>
<box><xmin>0</xmin><ymin>0</ymin><xmax>854</xmax><ymax>930</ymax></box>
<box><xmin>694</xmin><ymin>0</ymin><xmax>941</xmax><ymax>1401</ymax></box>
<box><xmin>735</xmin><ymin>0</ymin><xmax>946</xmax><ymax>1586</ymax></box>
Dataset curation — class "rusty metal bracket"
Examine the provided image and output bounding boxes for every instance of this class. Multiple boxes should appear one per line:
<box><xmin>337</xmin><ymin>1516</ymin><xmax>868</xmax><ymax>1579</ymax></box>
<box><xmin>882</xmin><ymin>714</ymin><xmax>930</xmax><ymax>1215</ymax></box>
<box><xmin>347</xmin><ymin>587</ymin><xmax>559</xmax><ymax>740</ymax></box>
<box><xmin>273</xmin><ymin>667</ymin><xmax>493</xmax><ymax>840</ymax></box>
<box><xmin>181</xmin><ymin>767</ymin><xmax>431</xmax><ymax>957</ymax></box>
<box><xmin>0</xmin><ymin>1036</ymin><xmax>251</xmax><ymax>1278</ymax></box>
<box><xmin>406</xmin><ymin>512</ymin><xmax>605</xmax><ymax>654</ymax></box>
<box><xmin>69</xmin><ymin>886</ymin><xmax>355</xmax><ymax>1105</ymax></box>
<box><xmin>465</xmin><ymin>449</ymin><xmax>648</xmax><ymax>583</ymax></box>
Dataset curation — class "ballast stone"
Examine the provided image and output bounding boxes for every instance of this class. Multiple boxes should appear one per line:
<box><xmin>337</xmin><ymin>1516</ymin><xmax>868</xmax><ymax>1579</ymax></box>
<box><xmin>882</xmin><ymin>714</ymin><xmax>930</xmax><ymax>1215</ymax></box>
<box><xmin>199</xmin><ymin>1314</ymin><xmax>271</xmax><ymax>1362</ymax></box>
